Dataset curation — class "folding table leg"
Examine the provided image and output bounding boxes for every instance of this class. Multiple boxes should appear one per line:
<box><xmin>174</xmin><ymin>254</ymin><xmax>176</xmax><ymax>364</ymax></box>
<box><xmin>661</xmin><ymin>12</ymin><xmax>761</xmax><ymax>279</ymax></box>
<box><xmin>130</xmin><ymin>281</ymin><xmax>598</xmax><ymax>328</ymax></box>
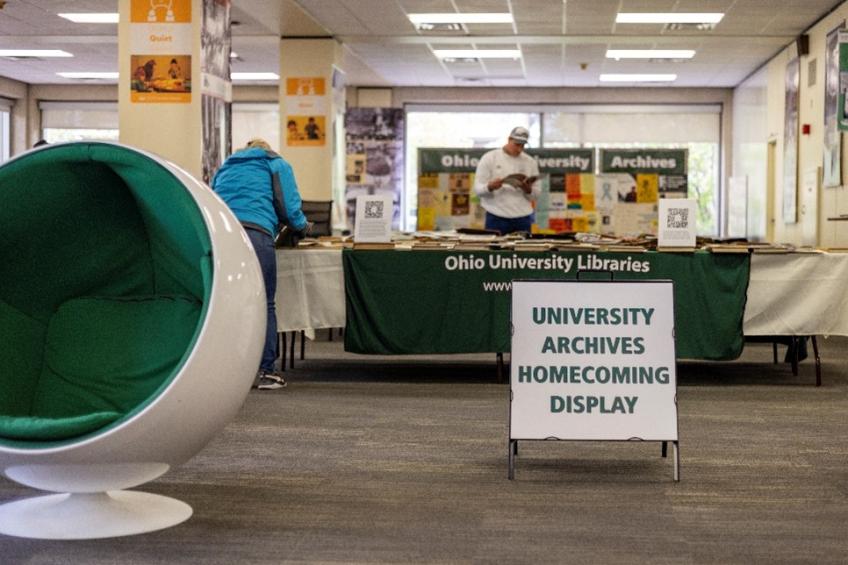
<box><xmin>811</xmin><ymin>335</ymin><xmax>821</xmax><ymax>387</ymax></box>
<box><xmin>300</xmin><ymin>330</ymin><xmax>305</xmax><ymax>360</ymax></box>
<box><xmin>280</xmin><ymin>332</ymin><xmax>287</xmax><ymax>372</ymax></box>
<box><xmin>790</xmin><ymin>337</ymin><xmax>799</xmax><ymax>376</ymax></box>
<box><xmin>289</xmin><ymin>330</ymin><xmax>296</xmax><ymax>369</ymax></box>
<box><xmin>496</xmin><ymin>352</ymin><xmax>504</xmax><ymax>384</ymax></box>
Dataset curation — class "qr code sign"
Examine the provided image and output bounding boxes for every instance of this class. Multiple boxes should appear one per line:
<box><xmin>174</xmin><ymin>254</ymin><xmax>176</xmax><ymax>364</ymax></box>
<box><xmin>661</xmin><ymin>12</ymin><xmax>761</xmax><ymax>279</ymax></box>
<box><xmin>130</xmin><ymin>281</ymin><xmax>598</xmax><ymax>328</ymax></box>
<box><xmin>364</xmin><ymin>200</ymin><xmax>384</xmax><ymax>219</ymax></box>
<box><xmin>667</xmin><ymin>208</ymin><xmax>689</xmax><ymax>228</ymax></box>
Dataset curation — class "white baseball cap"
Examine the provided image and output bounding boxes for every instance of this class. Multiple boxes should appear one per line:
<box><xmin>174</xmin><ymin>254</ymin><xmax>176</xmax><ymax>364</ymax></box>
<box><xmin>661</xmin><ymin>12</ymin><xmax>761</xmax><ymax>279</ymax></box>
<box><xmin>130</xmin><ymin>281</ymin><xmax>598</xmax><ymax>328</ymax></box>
<box><xmin>509</xmin><ymin>126</ymin><xmax>529</xmax><ymax>144</ymax></box>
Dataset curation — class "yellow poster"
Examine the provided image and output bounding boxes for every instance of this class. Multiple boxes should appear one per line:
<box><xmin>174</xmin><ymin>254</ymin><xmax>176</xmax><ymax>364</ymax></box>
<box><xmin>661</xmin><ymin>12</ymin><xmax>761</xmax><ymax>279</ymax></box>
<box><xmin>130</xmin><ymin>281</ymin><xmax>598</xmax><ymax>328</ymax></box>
<box><xmin>636</xmin><ymin>174</ymin><xmax>659</xmax><ymax>203</ymax></box>
<box><xmin>580</xmin><ymin>194</ymin><xmax>596</xmax><ymax>212</ymax></box>
<box><xmin>286</xmin><ymin>115</ymin><xmax>326</xmax><ymax>147</ymax></box>
<box><xmin>418</xmin><ymin>174</ymin><xmax>439</xmax><ymax>189</ymax></box>
<box><xmin>571</xmin><ymin>215</ymin><xmax>589</xmax><ymax>233</ymax></box>
<box><xmin>417</xmin><ymin>208</ymin><xmax>437</xmax><ymax>231</ymax></box>
<box><xmin>130</xmin><ymin>54</ymin><xmax>191</xmax><ymax>103</ymax></box>
<box><xmin>131</xmin><ymin>0</ymin><xmax>192</xmax><ymax>23</ymax></box>
<box><xmin>286</xmin><ymin>77</ymin><xmax>326</xmax><ymax>96</ymax></box>
<box><xmin>579</xmin><ymin>174</ymin><xmax>595</xmax><ymax>194</ymax></box>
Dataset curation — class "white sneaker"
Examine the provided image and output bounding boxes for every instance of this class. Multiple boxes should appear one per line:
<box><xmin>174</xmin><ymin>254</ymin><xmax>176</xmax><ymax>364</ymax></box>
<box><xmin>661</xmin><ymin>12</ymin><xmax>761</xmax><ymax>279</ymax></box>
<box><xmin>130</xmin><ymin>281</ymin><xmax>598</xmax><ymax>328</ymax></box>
<box><xmin>255</xmin><ymin>371</ymin><xmax>286</xmax><ymax>390</ymax></box>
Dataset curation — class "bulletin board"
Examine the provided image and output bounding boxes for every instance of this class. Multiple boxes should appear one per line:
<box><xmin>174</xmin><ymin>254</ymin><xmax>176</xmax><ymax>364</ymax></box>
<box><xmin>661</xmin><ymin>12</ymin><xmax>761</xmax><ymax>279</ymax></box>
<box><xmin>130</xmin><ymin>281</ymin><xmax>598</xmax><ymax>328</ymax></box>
<box><xmin>417</xmin><ymin>148</ymin><xmax>596</xmax><ymax>232</ymax></box>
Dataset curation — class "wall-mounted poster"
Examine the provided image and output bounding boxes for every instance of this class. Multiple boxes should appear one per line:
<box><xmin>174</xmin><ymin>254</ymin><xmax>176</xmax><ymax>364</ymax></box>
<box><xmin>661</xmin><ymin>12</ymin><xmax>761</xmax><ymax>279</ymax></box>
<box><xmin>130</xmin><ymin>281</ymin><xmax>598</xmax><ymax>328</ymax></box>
<box><xmin>200</xmin><ymin>0</ymin><xmax>231</xmax><ymax>184</ymax></box>
<box><xmin>286</xmin><ymin>115</ymin><xmax>326</xmax><ymax>146</ymax></box>
<box><xmin>838</xmin><ymin>30</ymin><xmax>848</xmax><ymax>131</ymax></box>
<box><xmin>784</xmin><ymin>56</ymin><xmax>800</xmax><ymax>223</ymax></box>
<box><xmin>129</xmin><ymin>0</ymin><xmax>192</xmax><ymax>104</ymax></box>
<box><xmin>285</xmin><ymin>77</ymin><xmax>327</xmax><ymax>147</ymax></box>
<box><xmin>130</xmin><ymin>54</ymin><xmax>192</xmax><ymax>103</ymax></box>
<box><xmin>344</xmin><ymin>108</ymin><xmax>405</xmax><ymax>230</ymax></box>
<box><xmin>826</xmin><ymin>23</ymin><xmax>846</xmax><ymax>187</ymax></box>
<box><xmin>416</xmin><ymin>148</ymin><xmax>595</xmax><ymax>233</ymax></box>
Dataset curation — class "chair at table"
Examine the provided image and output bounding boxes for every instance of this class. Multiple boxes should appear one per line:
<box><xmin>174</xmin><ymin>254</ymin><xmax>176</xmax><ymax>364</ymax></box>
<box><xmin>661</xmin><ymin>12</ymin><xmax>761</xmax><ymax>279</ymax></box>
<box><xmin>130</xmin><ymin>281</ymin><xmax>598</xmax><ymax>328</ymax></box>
<box><xmin>0</xmin><ymin>142</ymin><xmax>264</xmax><ymax>539</ymax></box>
<box><xmin>301</xmin><ymin>199</ymin><xmax>333</xmax><ymax>236</ymax></box>
<box><xmin>745</xmin><ymin>335</ymin><xmax>821</xmax><ymax>386</ymax></box>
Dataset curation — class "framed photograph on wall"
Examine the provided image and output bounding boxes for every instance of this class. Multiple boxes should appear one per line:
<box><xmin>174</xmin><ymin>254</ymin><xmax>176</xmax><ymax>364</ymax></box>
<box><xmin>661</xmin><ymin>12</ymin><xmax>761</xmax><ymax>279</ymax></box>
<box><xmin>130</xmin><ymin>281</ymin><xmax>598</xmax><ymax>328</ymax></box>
<box><xmin>783</xmin><ymin>55</ymin><xmax>800</xmax><ymax>224</ymax></box>
<box><xmin>824</xmin><ymin>23</ymin><xmax>845</xmax><ymax>187</ymax></box>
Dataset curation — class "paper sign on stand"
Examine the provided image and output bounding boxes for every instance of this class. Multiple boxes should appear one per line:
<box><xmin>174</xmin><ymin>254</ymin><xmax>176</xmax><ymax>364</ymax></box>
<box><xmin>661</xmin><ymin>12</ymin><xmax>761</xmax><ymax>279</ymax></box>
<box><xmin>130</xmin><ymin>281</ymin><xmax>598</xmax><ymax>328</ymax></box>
<box><xmin>658</xmin><ymin>199</ymin><xmax>697</xmax><ymax>248</ymax></box>
<box><xmin>354</xmin><ymin>194</ymin><xmax>393</xmax><ymax>242</ymax></box>
<box><xmin>509</xmin><ymin>280</ymin><xmax>680</xmax><ymax>481</ymax></box>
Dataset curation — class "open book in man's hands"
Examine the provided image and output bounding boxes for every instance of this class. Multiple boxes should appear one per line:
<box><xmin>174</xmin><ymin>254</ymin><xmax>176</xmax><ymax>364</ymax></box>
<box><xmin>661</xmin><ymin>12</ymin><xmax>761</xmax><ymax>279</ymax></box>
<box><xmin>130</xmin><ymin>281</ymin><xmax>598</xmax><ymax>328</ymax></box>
<box><xmin>501</xmin><ymin>173</ymin><xmax>539</xmax><ymax>188</ymax></box>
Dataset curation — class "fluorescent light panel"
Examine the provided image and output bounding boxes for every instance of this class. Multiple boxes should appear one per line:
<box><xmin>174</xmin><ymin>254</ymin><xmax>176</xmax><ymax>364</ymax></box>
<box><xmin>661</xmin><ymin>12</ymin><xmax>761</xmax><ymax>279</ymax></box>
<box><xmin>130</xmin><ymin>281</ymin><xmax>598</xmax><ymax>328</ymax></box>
<box><xmin>434</xmin><ymin>49</ymin><xmax>521</xmax><ymax>59</ymax></box>
<box><xmin>606</xmin><ymin>49</ymin><xmax>695</xmax><ymax>59</ymax></box>
<box><xmin>0</xmin><ymin>49</ymin><xmax>73</xmax><ymax>58</ymax></box>
<box><xmin>600</xmin><ymin>74</ymin><xmax>677</xmax><ymax>82</ymax></box>
<box><xmin>616</xmin><ymin>13</ymin><xmax>723</xmax><ymax>24</ymax></box>
<box><xmin>58</xmin><ymin>13</ymin><xmax>119</xmax><ymax>23</ymax></box>
<box><xmin>57</xmin><ymin>72</ymin><xmax>118</xmax><ymax>79</ymax></box>
<box><xmin>232</xmin><ymin>72</ymin><xmax>279</xmax><ymax>80</ymax></box>
<box><xmin>409</xmin><ymin>13</ymin><xmax>513</xmax><ymax>24</ymax></box>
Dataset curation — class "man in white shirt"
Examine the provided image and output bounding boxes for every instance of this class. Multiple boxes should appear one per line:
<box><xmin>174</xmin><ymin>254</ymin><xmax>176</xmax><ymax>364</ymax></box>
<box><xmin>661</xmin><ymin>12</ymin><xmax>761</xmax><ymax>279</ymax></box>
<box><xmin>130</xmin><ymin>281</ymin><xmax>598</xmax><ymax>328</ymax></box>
<box><xmin>473</xmin><ymin>126</ymin><xmax>541</xmax><ymax>234</ymax></box>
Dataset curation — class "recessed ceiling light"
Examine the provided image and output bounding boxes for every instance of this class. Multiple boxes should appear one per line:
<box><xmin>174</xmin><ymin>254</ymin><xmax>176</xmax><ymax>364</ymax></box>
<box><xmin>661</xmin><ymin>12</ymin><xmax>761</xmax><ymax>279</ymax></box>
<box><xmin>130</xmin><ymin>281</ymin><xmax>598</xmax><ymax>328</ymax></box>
<box><xmin>433</xmin><ymin>49</ymin><xmax>521</xmax><ymax>59</ymax></box>
<box><xmin>58</xmin><ymin>13</ymin><xmax>119</xmax><ymax>24</ymax></box>
<box><xmin>0</xmin><ymin>49</ymin><xmax>73</xmax><ymax>58</ymax></box>
<box><xmin>442</xmin><ymin>57</ymin><xmax>480</xmax><ymax>64</ymax></box>
<box><xmin>409</xmin><ymin>13</ymin><xmax>513</xmax><ymax>24</ymax></box>
<box><xmin>231</xmin><ymin>72</ymin><xmax>279</xmax><ymax>81</ymax></box>
<box><xmin>600</xmin><ymin>74</ymin><xmax>677</xmax><ymax>82</ymax></box>
<box><xmin>606</xmin><ymin>49</ymin><xmax>695</xmax><ymax>59</ymax></box>
<box><xmin>615</xmin><ymin>13</ymin><xmax>724</xmax><ymax>24</ymax></box>
<box><xmin>56</xmin><ymin>72</ymin><xmax>118</xmax><ymax>79</ymax></box>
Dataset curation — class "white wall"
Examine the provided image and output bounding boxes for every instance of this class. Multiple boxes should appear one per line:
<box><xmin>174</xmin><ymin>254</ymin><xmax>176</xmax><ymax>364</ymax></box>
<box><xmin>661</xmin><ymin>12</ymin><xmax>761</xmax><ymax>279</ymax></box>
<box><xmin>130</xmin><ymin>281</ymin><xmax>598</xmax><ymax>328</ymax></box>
<box><xmin>734</xmin><ymin>1</ymin><xmax>848</xmax><ymax>247</ymax></box>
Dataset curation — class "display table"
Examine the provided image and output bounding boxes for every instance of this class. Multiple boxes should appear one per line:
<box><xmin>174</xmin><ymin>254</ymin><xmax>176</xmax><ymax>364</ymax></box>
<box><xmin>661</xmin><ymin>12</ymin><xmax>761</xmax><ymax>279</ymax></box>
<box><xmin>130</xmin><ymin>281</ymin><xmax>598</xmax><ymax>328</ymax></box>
<box><xmin>744</xmin><ymin>253</ymin><xmax>848</xmax><ymax>336</ymax></box>
<box><xmin>275</xmin><ymin>248</ymin><xmax>345</xmax><ymax>333</ymax></box>
<box><xmin>276</xmin><ymin>248</ymin><xmax>848</xmax><ymax>359</ymax></box>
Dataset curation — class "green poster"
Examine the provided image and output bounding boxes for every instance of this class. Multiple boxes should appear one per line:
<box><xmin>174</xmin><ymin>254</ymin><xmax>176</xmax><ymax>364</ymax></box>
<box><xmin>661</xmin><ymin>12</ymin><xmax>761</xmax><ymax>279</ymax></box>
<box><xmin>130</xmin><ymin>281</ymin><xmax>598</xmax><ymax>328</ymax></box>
<box><xmin>600</xmin><ymin>149</ymin><xmax>688</xmax><ymax>175</ymax></box>
<box><xmin>418</xmin><ymin>148</ymin><xmax>594</xmax><ymax>174</ymax></box>
<box><xmin>838</xmin><ymin>30</ymin><xmax>848</xmax><ymax>131</ymax></box>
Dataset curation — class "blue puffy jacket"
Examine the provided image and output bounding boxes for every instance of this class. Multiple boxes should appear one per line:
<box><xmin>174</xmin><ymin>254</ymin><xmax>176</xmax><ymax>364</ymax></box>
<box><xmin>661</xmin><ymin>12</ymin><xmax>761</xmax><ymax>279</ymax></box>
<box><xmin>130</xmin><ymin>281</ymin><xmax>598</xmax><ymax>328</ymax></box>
<box><xmin>212</xmin><ymin>147</ymin><xmax>308</xmax><ymax>236</ymax></box>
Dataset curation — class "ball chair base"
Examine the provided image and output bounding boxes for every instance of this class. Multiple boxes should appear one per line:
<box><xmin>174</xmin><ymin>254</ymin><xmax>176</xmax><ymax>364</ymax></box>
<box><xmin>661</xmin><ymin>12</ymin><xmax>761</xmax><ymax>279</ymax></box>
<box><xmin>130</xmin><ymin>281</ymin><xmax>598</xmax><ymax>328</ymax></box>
<box><xmin>0</xmin><ymin>490</ymin><xmax>193</xmax><ymax>539</ymax></box>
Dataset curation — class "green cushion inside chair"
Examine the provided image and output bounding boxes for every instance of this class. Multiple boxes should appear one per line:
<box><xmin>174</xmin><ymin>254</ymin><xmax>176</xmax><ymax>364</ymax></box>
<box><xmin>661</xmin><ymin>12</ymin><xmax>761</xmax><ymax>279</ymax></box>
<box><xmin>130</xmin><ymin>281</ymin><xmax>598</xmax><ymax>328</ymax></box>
<box><xmin>0</xmin><ymin>143</ymin><xmax>212</xmax><ymax>446</ymax></box>
<box><xmin>0</xmin><ymin>413</ymin><xmax>123</xmax><ymax>441</ymax></box>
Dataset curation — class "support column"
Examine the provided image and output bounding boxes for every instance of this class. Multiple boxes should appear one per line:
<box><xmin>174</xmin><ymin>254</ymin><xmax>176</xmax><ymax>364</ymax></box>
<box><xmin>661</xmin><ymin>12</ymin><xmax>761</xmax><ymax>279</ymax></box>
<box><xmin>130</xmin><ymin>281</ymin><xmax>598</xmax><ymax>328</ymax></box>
<box><xmin>118</xmin><ymin>0</ymin><xmax>231</xmax><ymax>183</ymax></box>
<box><xmin>279</xmin><ymin>38</ymin><xmax>344</xmax><ymax>202</ymax></box>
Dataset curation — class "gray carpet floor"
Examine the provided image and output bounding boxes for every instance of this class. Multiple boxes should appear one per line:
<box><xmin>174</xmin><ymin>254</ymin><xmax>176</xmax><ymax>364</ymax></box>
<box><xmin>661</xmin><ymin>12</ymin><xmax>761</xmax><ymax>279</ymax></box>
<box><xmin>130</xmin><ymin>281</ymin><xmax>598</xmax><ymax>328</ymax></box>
<box><xmin>1</xmin><ymin>336</ymin><xmax>846</xmax><ymax>564</ymax></box>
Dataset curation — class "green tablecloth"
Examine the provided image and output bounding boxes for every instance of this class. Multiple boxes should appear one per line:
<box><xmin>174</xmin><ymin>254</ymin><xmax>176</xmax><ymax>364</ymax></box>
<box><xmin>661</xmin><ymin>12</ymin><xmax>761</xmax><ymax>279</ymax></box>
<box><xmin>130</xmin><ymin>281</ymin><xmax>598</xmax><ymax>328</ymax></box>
<box><xmin>343</xmin><ymin>249</ymin><xmax>750</xmax><ymax>360</ymax></box>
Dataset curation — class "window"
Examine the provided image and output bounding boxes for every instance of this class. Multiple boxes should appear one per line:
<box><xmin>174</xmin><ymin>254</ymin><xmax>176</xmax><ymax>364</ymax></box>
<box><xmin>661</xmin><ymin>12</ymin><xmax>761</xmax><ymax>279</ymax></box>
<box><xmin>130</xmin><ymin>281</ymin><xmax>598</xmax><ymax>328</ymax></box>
<box><xmin>232</xmin><ymin>103</ymin><xmax>279</xmax><ymax>154</ymax></box>
<box><xmin>40</xmin><ymin>101</ymin><xmax>118</xmax><ymax>143</ymax></box>
<box><xmin>403</xmin><ymin>104</ymin><xmax>721</xmax><ymax>235</ymax></box>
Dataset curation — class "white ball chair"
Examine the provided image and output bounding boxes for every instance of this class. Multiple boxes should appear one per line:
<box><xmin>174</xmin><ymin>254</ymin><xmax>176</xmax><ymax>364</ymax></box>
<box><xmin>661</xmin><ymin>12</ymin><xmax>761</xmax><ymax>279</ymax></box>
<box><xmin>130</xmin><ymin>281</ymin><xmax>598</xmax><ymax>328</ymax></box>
<box><xmin>0</xmin><ymin>142</ymin><xmax>264</xmax><ymax>539</ymax></box>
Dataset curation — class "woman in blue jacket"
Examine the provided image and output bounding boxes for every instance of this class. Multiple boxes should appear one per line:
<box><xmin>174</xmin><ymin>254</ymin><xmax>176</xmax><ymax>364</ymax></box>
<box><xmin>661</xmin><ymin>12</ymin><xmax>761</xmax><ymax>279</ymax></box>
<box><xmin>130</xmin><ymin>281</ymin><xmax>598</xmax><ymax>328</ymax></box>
<box><xmin>212</xmin><ymin>138</ymin><xmax>309</xmax><ymax>389</ymax></box>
